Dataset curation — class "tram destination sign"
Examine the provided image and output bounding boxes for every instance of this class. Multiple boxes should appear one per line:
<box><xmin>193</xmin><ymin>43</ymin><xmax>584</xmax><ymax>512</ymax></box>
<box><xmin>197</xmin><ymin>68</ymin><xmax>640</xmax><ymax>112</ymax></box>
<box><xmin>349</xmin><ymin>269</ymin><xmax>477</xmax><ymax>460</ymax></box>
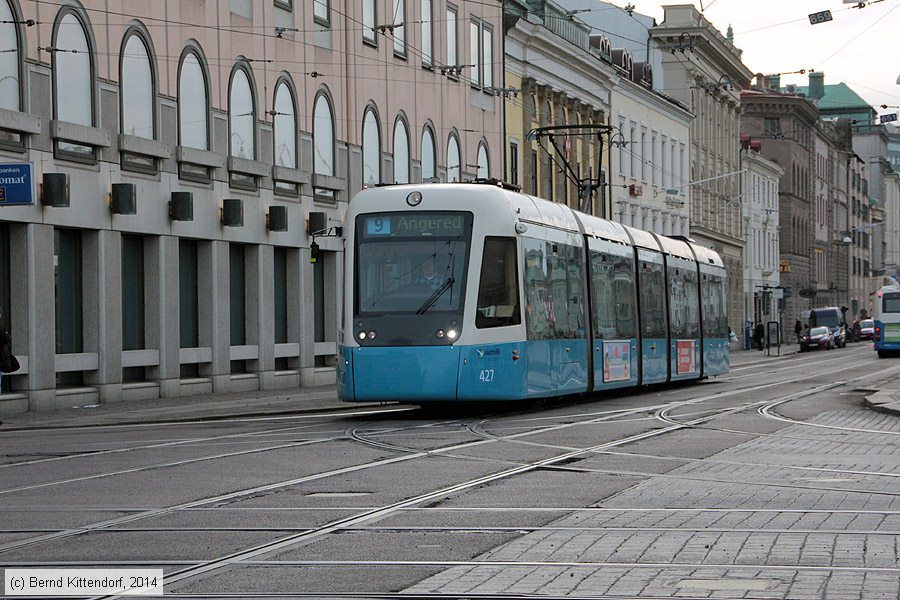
<box><xmin>362</xmin><ymin>212</ymin><xmax>468</xmax><ymax>238</ymax></box>
<box><xmin>0</xmin><ymin>163</ymin><xmax>34</xmax><ymax>206</ymax></box>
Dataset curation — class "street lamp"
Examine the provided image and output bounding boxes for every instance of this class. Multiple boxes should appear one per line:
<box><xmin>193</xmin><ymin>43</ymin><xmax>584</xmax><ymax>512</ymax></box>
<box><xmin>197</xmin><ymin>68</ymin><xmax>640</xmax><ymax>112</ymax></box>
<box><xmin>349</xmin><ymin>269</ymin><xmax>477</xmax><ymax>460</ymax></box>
<box><xmin>840</xmin><ymin>221</ymin><xmax>886</xmax><ymax>245</ymax></box>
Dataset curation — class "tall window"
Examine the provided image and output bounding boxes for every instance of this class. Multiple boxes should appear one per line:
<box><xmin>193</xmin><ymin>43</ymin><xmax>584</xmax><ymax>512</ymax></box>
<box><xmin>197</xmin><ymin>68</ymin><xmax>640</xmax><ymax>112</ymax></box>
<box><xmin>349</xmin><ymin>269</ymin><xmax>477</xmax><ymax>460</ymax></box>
<box><xmin>0</xmin><ymin>0</ymin><xmax>21</xmax><ymax>148</ymax></box>
<box><xmin>362</xmin><ymin>107</ymin><xmax>381</xmax><ymax>186</ymax></box>
<box><xmin>509</xmin><ymin>141</ymin><xmax>518</xmax><ymax>185</ymax></box>
<box><xmin>313</xmin><ymin>92</ymin><xmax>335</xmax><ymax>199</ymax></box>
<box><xmin>477</xmin><ymin>143</ymin><xmax>489</xmax><ymax>179</ymax></box>
<box><xmin>273</xmin><ymin>248</ymin><xmax>288</xmax><ymax>346</ymax></box>
<box><xmin>54</xmin><ymin>229</ymin><xmax>83</xmax><ymax>356</ymax></box>
<box><xmin>273</xmin><ymin>80</ymin><xmax>297</xmax><ymax>170</ymax></box>
<box><xmin>469</xmin><ymin>20</ymin><xmax>492</xmax><ymax>88</ymax></box>
<box><xmin>229</xmin><ymin>65</ymin><xmax>255</xmax><ymax>160</ymax></box>
<box><xmin>314</xmin><ymin>0</ymin><xmax>330</xmax><ymax>25</ymax></box>
<box><xmin>121</xmin><ymin>32</ymin><xmax>154</xmax><ymax>139</ymax></box>
<box><xmin>392</xmin><ymin>0</ymin><xmax>405</xmax><ymax>56</ymax></box>
<box><xmin>178</xmin><ymin>50</ymin><xmax>209</xmax><ymax>151</ymax></box>
<box><xmin>363</xmin><ymin>0</ymin><xmax>376</xmax><ymax>43</ymax></box>
<box><xmin>179</xmin><ymin>240</ymin><xmax>199</xmax><ymax>350</ymax></box>
<box><xmin>54</xmin><ymin>10</ymin><xmax>94</xmax><ymax>158</ymax></box>
<box><xmin>120</xmin><ymin>31</ymin><xmax>156</xmax><ymax>172</ymax></box>
<box><xmin>421</xmin><ymin>0</ymin><xmax>433</xmax><ymax>66</ymax></box>
<box><xmin>122</xmin><ymin>235</ymin><xmax>145</xmax><ymax>353</ymax></box>
<box><xmin>446</xmin><ymin>6</ymin><xmax>457</xmax><ymax>73</ymax></box>
<box><xmin>393</xmin><ymin>116</ymin><xmax>409</xmax><ymax>184</ymax></box>
<box><xmin>447</xmin><ymin>134</ymin><xmax>461</xmax><ymax>182</ymax></box>
<box><xmin>421</xmin><ymin>126</ymin><xmax>436</xmax><ymax>181</ymax></box>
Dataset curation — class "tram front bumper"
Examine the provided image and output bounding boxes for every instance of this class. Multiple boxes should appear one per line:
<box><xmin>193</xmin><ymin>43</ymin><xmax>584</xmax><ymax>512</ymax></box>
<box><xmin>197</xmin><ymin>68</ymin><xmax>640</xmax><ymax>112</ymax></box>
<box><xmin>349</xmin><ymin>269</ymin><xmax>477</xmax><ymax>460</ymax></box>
<box><xmin>341</xmin><ymin>345</ymin><xmax>461</xmax><ymax>402</ymax></box>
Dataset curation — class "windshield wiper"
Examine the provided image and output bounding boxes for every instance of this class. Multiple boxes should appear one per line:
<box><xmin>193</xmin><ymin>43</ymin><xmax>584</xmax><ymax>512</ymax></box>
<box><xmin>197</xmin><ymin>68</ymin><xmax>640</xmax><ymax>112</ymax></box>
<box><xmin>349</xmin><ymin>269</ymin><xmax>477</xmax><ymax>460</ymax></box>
<box><xmin>416</xmin><ymin>277</ymin><xmax>455</xmax><ymax>315</ymax></box>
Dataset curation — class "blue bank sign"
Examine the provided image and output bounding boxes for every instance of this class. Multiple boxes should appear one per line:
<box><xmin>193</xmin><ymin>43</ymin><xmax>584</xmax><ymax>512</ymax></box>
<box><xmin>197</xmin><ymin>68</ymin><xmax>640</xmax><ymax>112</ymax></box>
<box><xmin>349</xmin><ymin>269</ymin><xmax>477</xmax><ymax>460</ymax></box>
<box><xmin>0</xmin><ymin>163</ymin><xmax>34</xmax><ymax>206</ymax></box>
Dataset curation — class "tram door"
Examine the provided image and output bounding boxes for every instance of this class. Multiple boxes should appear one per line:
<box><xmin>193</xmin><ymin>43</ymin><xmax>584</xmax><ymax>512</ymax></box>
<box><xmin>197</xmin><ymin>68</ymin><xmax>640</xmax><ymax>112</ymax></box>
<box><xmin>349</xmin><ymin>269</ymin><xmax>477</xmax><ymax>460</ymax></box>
<box><xmin>637</xmin><ymin>249</ymin><xmax>668</xmax><ymax>384</ymax></box>
<box><xmin>666</xmin><ymin>255</ymin><xmax>701</xmax><ymax>381</ymax></box>
<box><xmin>588</xmin><ymin>239</ymin><xmax>639</xmax><ymax>391</ymax></box>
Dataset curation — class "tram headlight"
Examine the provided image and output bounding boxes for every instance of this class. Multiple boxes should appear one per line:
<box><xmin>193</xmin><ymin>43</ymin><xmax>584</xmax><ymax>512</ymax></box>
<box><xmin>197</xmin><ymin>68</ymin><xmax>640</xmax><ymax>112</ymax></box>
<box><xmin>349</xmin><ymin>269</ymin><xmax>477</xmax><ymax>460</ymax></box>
<box><xmin>358</xmin><ymin>331</ymin><xmax>367</xmax><ymax>341</ymax></box>
<box><xmin>406</xmin><ymin>191</ymin><xmax>423</xmax><ymax>206</ymax></box>
<box><xmin>436</xmin><ymin>329</ymin><xmax>445</xmax><ymax>339</ymax></box>
<box><xmin>368</xmin><ymin>330</ymin><xmax>377</xmax><ymax>340</ymax></box>
<box><xmin>447</xmin><ymin>329</ymin><xmax>458</xmax><ymax>340</ymax></box>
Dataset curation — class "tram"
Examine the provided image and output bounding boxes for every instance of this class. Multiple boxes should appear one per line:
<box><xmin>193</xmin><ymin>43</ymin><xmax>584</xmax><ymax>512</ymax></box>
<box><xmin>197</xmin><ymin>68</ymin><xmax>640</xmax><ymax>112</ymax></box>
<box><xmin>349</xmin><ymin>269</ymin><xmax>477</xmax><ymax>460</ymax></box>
<box><xmin>337</xmin><ymin>182</ymin><xmax>728</xmax><ymax>403</ymax></box>
<box><xmin>873</xmin><ymin>284</ymin><xmax>900</xmax><ymax>357</ymax></box>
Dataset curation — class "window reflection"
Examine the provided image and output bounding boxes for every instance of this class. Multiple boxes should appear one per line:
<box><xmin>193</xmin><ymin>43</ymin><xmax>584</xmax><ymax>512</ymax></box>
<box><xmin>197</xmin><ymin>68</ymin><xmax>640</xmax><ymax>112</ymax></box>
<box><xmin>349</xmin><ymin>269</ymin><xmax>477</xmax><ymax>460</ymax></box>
<box><xmin>229</xmin><ymin>67</ymin><xmax>255</xmax><ymax>159</ymax></box>
<box><xmin>121</xmin><ymin>33</ymin><xmax>153</xmax><ymax>139</ymax></box>
<box><xmin>477</xmin><ymin>143</ymin><xmax>489</xmax><ymax>179</ymax></box>
<box><xmin>178</xmin><ymin>51</ymin><xmax>208</xmax><ymax>150</ymax></box>
<box><xmin>0</xmin><ymin>0</ymin><xmax>19</xmax><ymax>111</ymax></box>
<box><xmin>421</xmin><ymin>127</ymin><xmax>435</xmax><ymax>181</ymax></box>
<box><xmin>447</xmin><ymin>135</ymin><xmax>460</xmax><ymax>182</ymax></box>
<box><xmin>273</xmin><ymin>81</ymin><xmax>296</xmax><ymax>168</ymax></box>
<box><xmin>393</xmin><ymin>118</ymin><xmax>409</xmax><ymax>184</ymax></box>
<box><xmin>362</xmin><ymin>108</ymin><xmax>381</xmax><ymax>186</ymax></box>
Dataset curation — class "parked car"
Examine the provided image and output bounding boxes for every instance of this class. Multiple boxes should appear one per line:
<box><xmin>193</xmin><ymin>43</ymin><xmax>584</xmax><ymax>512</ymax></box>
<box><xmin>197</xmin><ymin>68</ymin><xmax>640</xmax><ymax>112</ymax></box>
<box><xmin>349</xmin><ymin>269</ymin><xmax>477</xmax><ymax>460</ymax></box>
<box><xmin>800</xmin><ymin>326</ymin><xmax>834</xmax><ymax>352</ymax></box>
<box><xmin>858</xmin><ymin>319</ymin><xmax>875</xmax><ymax>341</ymax></box>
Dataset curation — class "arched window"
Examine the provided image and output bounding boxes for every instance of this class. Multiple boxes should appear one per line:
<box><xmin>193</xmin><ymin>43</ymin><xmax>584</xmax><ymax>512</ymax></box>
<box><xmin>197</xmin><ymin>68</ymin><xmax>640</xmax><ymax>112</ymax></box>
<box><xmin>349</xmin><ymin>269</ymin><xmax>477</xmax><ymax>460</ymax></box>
<box><xmin>120</xmin><ymin>31</ymin><xmax>154</xmax><ymax>139</ymax></box>
<box><xmin>393</xmin><ymin>116</ymin><xmax>409</xmax><ymax>184</ymax></box>
<box><xmin>229</xmin><ymin>64</ymin><xmax>255</xmax><ymax>160</ymax></box>
<box><xmin>177</xmin><ymin>47</ymin><xmax>209</xmax><ymax>181</ymax></box>
<box><xmin>362</xmin><ymin>107</ymin><xmax>381</xmax><ymax>187</ymax></box>
<box><xmin>0</xmin><ymin>0</ymin><xmax>20</xmax><ymax>112</ymax></box>
<box><xmin>447</xmin><ymin>134</ymin><xmax>461</xmax><ymax>182</ymax></box>
<box><xmin>178</xmin><ymin>48</ymin><xmax>208</xmax><ymax>150</ymax></box>
<box><xmin>273</xmin><ymin>80</ymin><xmax>297</xmax><ymax>169</ymax></box>
<box><xmin>477</xmin><ymin>143</ymin><xmax>489</xmax><ymax>179</ymax></box>
<box><xmin>421</xmin><ymin>125</ymin><xmax>436</xmax><ymax>181</ymax></box>
<box><xmin>53</xmin><ymin>9</ymin><xmax>94</xmax><ymax>157</ymax></box>
<box><xmin>313</xmin><ymin>91</ymin><xmax>335</xmax><ymax>199</ymax></box>
<box><xmin>273</xmin><ymin>78</ymin><xmax>298</xmax><ymax>193</ymax></box>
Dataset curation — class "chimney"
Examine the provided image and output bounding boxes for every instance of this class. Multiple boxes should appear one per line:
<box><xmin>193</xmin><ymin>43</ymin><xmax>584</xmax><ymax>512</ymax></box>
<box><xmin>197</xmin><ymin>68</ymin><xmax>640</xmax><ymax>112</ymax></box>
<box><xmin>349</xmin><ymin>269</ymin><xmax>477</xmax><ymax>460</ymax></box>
<box><xmin>765</xmin><ymin>75</ymin><xmax>780</xmax><ymax>91</ymax></box>
<box><xmin>808</xmin><ymin>72</ymin><xmax>825</xmax><ymax>100</ymax></box>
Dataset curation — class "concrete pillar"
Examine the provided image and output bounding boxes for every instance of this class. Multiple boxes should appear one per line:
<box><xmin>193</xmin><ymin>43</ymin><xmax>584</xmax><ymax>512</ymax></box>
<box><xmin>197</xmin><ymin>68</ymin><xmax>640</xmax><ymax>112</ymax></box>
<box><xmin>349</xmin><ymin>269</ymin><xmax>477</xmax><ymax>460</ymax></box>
<box><xmin>256</xmin><ymin>244</ymin><xmax>275</xmax><ymax>388</ymax></box>
<box><xmin>22</xmin><ymin>224</ymin><xmax>54</xmax><ymax>410</ymax></box>
<box><xmin>204</xmin><ymin>240</ymin><xmax>230</xmax><ymax>392</ymax></box>
<box><xmin>148</xmin><ymin>235</ymin><xmax>180</xmax><ymax>397</ymax></box>
<box><xmin>85</xmin><ymin>229</ymin><xmax>123</xmax><ymax>404</ymax></box>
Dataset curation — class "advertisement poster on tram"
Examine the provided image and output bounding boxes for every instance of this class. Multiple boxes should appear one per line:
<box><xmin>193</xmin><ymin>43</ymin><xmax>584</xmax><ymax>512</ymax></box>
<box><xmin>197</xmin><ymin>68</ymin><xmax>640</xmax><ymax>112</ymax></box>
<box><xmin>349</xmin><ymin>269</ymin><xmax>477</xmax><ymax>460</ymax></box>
<box><xmin>603</xmin><ymin>341</ymin><xmax>630</xmax><ymax>382</ymax></box>
<box><xmin>676</xmin><ymin>340</ymin><xmax>696</xmax><ymax>374</ymax></box>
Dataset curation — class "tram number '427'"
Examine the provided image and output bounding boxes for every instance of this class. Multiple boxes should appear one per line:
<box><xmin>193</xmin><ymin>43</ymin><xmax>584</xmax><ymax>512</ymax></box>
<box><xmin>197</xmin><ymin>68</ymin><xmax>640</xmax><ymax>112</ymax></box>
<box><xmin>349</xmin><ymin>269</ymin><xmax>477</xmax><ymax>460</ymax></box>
<box><xmin>479</xmin><ymin>369</ymin><xmax>495</xmax><ymax>383</ymax></box>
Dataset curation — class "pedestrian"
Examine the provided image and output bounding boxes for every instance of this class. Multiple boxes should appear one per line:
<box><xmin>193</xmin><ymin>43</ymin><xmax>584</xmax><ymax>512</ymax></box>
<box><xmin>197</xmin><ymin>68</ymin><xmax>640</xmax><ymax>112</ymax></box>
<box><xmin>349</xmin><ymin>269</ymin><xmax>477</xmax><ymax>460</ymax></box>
<box><xmin>0</xmin><ymin>308</ymin><xmax>20</xmax><ymax>393</ymax></box>
<box><xmin>794</xmin><ymin>319</ymin><xmax>802</xmax><ymax>343</ymax></box>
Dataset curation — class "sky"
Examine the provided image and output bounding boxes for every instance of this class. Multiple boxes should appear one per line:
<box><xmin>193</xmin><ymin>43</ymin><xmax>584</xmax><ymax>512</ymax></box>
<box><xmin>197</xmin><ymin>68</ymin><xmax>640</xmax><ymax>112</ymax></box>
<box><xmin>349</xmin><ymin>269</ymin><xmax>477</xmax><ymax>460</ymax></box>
<box><xmin>628</xmin><ymin>0</ymin><xmax>900</xmax><ymax>117</ymax></box>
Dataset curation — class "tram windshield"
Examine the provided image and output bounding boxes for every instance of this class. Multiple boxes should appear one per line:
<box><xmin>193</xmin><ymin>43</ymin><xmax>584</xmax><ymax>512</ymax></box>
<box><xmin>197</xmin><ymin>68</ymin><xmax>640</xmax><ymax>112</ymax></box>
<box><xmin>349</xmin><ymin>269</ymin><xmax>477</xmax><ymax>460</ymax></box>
<box><xmin>354</xmin><ymin>211</ymin><xmax>472</xmax><ymax>315</ymax></box>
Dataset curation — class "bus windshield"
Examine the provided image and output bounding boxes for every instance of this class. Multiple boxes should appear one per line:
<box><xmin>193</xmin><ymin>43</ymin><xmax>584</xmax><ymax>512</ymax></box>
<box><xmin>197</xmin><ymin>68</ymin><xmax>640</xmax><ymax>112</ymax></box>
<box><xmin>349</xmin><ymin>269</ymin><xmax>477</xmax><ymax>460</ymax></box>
<box><xmin>810</xmin><ymin>309</ymin><xmax>840</xmax><ymax>328</ymax></box>
<box><xmin>355</xmin><ymin>212</ymin><xmax>471</xmax><ymax>315</ymax></box>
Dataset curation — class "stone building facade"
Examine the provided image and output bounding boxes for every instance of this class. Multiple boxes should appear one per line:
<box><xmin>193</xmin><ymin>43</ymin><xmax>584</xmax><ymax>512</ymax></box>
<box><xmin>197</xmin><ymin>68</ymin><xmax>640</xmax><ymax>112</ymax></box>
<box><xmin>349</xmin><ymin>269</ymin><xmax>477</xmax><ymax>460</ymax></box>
<box><xmin>0</xmin><ymin>0</ymin><xmax>502</xmax><ymax>413</ymax></box>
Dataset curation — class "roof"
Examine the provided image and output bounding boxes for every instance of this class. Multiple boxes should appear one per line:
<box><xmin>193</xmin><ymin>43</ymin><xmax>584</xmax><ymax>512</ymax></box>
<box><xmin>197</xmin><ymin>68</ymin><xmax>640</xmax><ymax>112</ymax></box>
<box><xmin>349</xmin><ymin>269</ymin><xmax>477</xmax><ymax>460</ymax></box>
<box><xmin>794</xmin><ymin>82</ymin><xmax>873</xmax><ymax>112</ymax></box>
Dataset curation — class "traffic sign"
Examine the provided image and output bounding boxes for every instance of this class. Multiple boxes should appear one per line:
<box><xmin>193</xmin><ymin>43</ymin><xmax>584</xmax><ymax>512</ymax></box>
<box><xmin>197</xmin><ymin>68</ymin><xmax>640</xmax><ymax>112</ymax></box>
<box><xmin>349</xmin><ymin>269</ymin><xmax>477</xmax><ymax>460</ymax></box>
<box><xmin>880</xmin><ymin>113</ymin><xmax>898</xmax><ymax>124</ymax></box>
<box><xmin>808</xmin><ymin>10</ymin><xmax>833</xmax><ymax>25</ymax></box>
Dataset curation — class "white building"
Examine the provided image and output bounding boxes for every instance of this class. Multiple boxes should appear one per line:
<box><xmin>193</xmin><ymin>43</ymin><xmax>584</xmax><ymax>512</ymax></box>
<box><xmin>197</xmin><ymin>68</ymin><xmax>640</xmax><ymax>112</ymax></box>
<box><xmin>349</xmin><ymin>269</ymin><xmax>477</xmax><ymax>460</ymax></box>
<box><xmin>741</xmin><ymin>145</ymin><xmax>783</xmax><ymax>341</ymax></box>
<box><xmin>609</xmin><ymin>70</ymin><xmax>692</xmax><ymax>236</ymax></box>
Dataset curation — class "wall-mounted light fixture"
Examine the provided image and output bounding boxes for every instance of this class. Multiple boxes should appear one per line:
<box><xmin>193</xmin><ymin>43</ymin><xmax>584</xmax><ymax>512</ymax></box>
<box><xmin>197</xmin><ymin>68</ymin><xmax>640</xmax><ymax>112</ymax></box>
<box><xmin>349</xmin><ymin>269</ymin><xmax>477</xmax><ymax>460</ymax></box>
<box><xmin>40</xmin><ymin>173</ymin><xmax>69</xmax><ymax>207</ymax></box>
<box><xmin>110</xmin><ymin>183</ymin><xmax>137</xmax><ymax>215</ymax></box>
<box><xmin>169</xmin><ymin>191</ymin><xmax>193</xmax><ymax>221</ymax></box>
<box><xmin>221</xmin><ymin>198</ymin><xmax>243</xmax><ymax>227</ymax></box>
<box><xmin>267</xmin><ymin>205</ymin><xmax>288</xmax><ymax>232</ymax></box>
<box><xmin>307</xmin><ymin>211</ymin><xmax>327</xmax><ymax>235</ymax></box>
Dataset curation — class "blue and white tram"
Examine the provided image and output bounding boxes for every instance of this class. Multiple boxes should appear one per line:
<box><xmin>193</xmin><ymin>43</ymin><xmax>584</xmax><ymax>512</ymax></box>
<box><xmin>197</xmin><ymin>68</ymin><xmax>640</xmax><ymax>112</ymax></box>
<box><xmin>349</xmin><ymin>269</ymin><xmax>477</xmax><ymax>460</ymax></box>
<box><xmin>338</xmin><ymin>182</ymin><xmax>728</xmax><ymax>403</ymax></box>
<box><xmin>873</xmin><ymin>285</ymin><xmax>900</xmax><ymax>357</ymax></box>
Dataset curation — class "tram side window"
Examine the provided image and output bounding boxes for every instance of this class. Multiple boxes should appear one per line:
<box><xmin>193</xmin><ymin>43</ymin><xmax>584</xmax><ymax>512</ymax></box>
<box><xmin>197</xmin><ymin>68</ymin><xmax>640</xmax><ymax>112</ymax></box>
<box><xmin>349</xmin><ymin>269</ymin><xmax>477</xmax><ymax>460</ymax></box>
<box><xmin>590</xmin><ymin>251</ymin><xmax>636</xmax><ymax>340</ymax></box>
<box><xmin>476</xmin><ymin>237</ymin><xmax>521</xmax><ymax>328</ymax></box>
<box><xmin>668</xmin><ymin>265</ymin><xmax>700</xmax><ymax>339</ymax></box>
<box><xmin>639</xmin><ymin>260</ymin><xmax>666</xmax><ymax>338</ymax></box>
<box><xmin>701</xmin><ymin>273</ymin><xmax>728</xmax><ymax>338</ymax></box>
<box><xmin>524</xmin><ymin>239</ymin><xmax>584</xmax><ymax>339</ymax></box>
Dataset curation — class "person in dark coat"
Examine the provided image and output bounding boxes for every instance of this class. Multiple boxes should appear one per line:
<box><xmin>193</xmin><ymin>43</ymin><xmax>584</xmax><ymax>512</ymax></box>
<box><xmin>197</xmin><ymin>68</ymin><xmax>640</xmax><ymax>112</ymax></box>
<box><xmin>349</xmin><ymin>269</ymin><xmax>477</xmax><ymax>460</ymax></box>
<box><xmin>794</xmin><ymin>319</ymin><xmax>802</xmax><ymax>343</ymax></box>
<box><xmin>0</xmin><ymin>307</ymin><xmax>18</xmax><ymax>393</ymax></box>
